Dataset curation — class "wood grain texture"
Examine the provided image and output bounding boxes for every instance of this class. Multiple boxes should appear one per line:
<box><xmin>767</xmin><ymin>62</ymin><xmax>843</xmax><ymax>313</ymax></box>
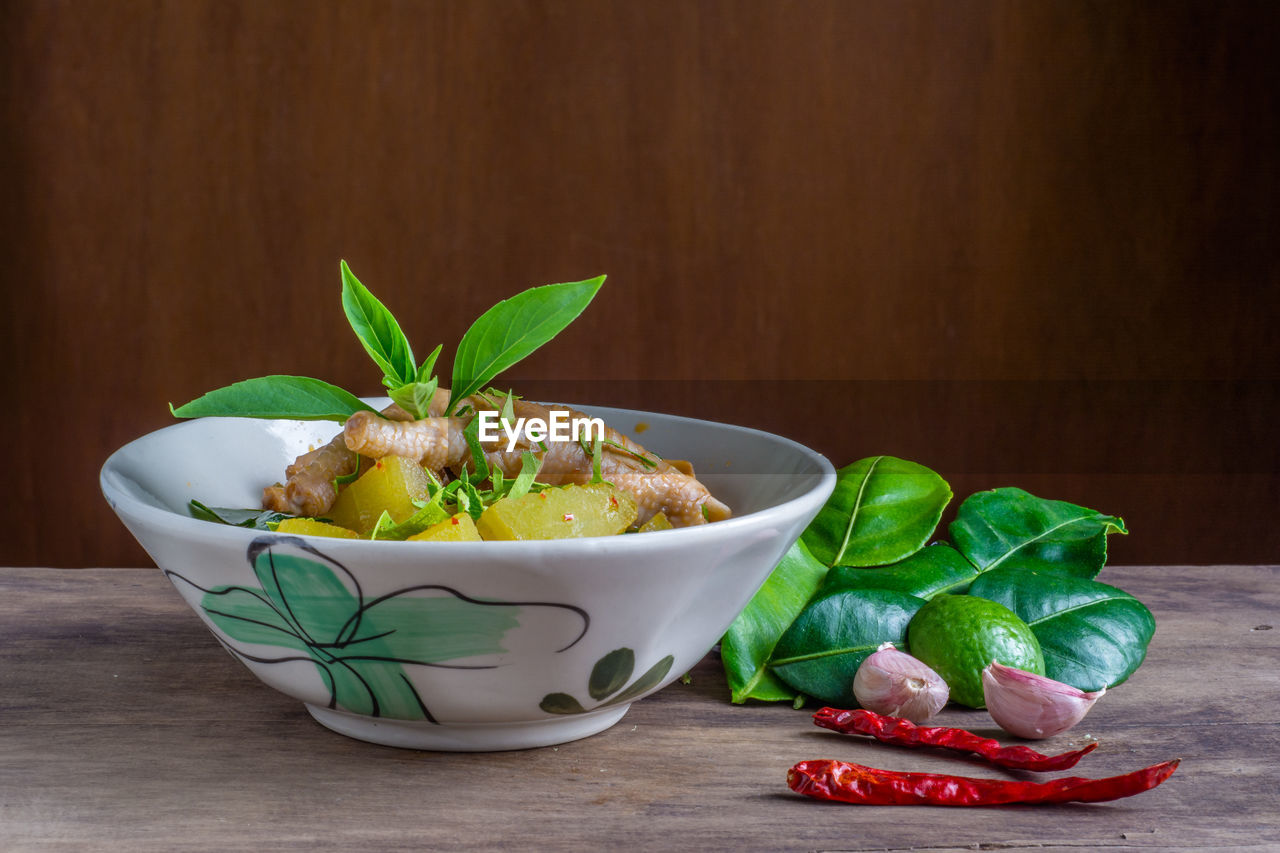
<box><xmin>2</xmin><ymin>1</ymin><xmax>1277</xmax><ymax>566</ymax></box>
<box><xmin>1</xmin><ymin>564</ymin><xmax>1277</xmax><ymax>850</ymax></box>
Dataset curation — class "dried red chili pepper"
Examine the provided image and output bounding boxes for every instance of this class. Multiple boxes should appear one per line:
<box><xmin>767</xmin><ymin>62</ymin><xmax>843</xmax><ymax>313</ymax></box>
<box><xmin>813</xmin><ymin>707</ymin><xmax>1097</xmax><ymax>772</ymax></box>
<box><xmin>787</xmin><ymin>758</ymin><xmax>1179</xmax><ymax>806</ymax></box>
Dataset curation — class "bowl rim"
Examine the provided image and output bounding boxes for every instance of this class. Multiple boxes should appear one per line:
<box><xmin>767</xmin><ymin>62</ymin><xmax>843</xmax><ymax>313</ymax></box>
<box><xmin>101</xmin><ymin>403</ymin><xmax>836</xmax><ymax>555</ymax></box>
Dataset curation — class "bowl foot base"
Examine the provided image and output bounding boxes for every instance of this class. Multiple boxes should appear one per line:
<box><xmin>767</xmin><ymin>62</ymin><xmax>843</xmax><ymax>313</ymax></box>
<box><xmin>305</xmin><ymin>703</ymin><xmax>631</xmax><ymax>751</ymax></box>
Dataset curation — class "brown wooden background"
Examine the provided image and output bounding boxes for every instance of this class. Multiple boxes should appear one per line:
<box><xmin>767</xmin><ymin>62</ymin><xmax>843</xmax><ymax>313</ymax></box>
<box><xmin>3</xmin><ymin>0</ymin><xmax>1277</xmax><ymax>568</ymax></box>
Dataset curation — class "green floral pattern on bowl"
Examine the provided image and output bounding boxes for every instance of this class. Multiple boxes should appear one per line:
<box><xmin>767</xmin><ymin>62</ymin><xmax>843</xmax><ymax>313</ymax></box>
<box><xmin>166</xmin><ymin>536</ymin><xmax>590</xmax><ymax>722</ymax></box>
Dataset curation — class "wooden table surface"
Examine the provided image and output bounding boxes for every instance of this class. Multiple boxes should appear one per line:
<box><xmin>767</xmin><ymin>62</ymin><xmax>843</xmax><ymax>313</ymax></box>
<box><xmin>2</xmin><ymin>565</ymin><xmax>1277</xmax><ymax>852</ymax></box>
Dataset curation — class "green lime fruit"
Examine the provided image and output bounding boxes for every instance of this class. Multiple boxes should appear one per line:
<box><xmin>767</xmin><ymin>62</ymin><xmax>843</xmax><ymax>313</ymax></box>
<box><xmin>907</xmin><ymin>594</ymin><xmax>1044</xmax><ymax>708</ymax></box>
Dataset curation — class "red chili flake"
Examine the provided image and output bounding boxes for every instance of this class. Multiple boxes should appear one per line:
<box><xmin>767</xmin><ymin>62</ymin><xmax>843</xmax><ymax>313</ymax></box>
<box><xmin>813</xmin><ymin>708</ymin><xmax>1097</xmax><ymax>772</ymax></box>
<box><xmin>609</xmin><ymin>496</ymin><xmax>618</xmax><ymax>508</ymax></box>
<box><xmin>787</xmin><ymin>758</ymin><xmax>1179</xmax><ymax>806</ymax></box>
<box><xmin>563</xmin><ymin>513</ymin><xmax>575</xmax><ymax>522</ymax></box>
<box><xmin>450</xmin><ymin>516</ymin><xmax>460</xmax><ymax>526</ymax></box>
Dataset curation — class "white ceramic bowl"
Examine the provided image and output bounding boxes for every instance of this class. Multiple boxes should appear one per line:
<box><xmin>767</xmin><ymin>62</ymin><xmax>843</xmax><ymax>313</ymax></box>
<box><xmin>101</xmin><ymin>404</ymin><xmax>834</xmax><ymax>751</ymax></box>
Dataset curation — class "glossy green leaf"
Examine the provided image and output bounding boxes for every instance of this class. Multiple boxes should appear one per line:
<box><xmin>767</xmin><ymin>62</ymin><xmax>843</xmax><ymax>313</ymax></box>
<box><xmin>341</xmin><ymin>260</ymin><xmax>417</xmax><ymax>386</ymax></box>
<box><xmin>801</xmin><ymin>456</ymin><xmax>952</xmax><ymax>568</ymax></box>
<box><xmin>589</xmin><ymin>648</ymin><xmax>635</xmax><ymax>701</ymax></box>
<box><xmin>770</xmin><ymin>588</ymin><xmax>926</xmax><ymax>706</ymax></box>
<box><xmin>821</xmin><ymin>543</ymin><xmax>978</xmax><ymax>600</ymax></box>
<box><xmin>968</xmin><ymin>567</ymin><xmax>1155</xmax><ymax>691</ymax></box>
<box><xmin>170</xmin><ymin>375</ymin><xmax>377</xmax><ymax>421</ymax></box>
<box><xmin>950</xmin><ymin>487</ymin><xmax>1127</xmax><ymax>580</ymax></box>
<box><xmin>449</xmin><ymin>276</ymin><xmax>605</xmax><ymax>413</ymax></box>
<box><xmin>720</xmin><ymin>541</ymin><xmax>830</xmax><ymax>703</ymax></box>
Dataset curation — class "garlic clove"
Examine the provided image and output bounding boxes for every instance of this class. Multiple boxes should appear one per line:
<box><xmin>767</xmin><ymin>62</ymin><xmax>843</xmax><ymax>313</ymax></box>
<box><xmin>982</xmin><ymin>661</ymin><xmax>1105</xmax><ymax>740</ymax></box>
<box><xmin>853</xmin><ymin>642</ymin><xmax>949</xmax><ymax>723</ymax></box>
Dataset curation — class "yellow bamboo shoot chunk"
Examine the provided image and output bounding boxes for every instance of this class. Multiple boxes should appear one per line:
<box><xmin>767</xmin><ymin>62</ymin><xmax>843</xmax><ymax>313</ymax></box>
<box><xmin>406</xmin><ymin>513</ymin><xmax>483</xmax><ymax>542</ymax></box>
<box><xmin>636</xmin><ymin>511</ymin><xmax>673</xmax><ymax>533</ymax></box>
<box><xmin>275</xmin><ymin>517</ymin><xmax>360</xmax><ymax>539</ymax></box>
<box><xmin>328</xmin><ymin>455</ymin><xmax>431</xmax><ymax>534</ymax></box>
<box><xmin>476</xmin><ymin>483</ymin><xmax>638</xmax><ymax>540</ymax></box>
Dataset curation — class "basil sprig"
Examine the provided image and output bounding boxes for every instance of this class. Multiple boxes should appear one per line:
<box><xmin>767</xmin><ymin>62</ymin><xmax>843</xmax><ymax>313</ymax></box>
<box><xmin>171</xmin><ymin>262</ymin><xmax>604</xmax><ymax>423</ymax></box>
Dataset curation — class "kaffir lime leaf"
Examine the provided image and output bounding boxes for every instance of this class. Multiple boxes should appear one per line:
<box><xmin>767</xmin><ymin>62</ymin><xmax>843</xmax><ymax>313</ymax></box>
<box><xmin>906</xmin><ymin>594</ymin><xmax>1044</xmax><ymax>708</ymax></box>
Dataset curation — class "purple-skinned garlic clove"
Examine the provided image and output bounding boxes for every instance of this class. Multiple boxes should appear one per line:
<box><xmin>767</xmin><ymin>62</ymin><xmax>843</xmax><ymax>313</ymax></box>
<box><xmin>982</xmin><ymin>661</ymin><xmax>1105</xmax><ymax>739</ymax></box>
<box><xmin>853</xmin><ymin>642</ymin><xmax>949</xmax><ymax>723</ymax></box>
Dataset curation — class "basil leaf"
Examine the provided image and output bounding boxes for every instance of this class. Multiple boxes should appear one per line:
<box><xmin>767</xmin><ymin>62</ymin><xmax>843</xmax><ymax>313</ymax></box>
<box><xmin>340</xmin><ymin>260</ymin><xmax>416</xmax><ymax>386</ymax></box>
<box><xmin>770</xmin><ymin>588</ymin><xmax>926</xmax><ymax>706</ymax></box>
<box><xmin>968</xmin><ymin>567</ymin><xmax>1155</xmax><ymax>691</ymax></box>
<box><xmin>170</xmin><ymin>375</ymin><xmax>377</xmax><ymax>421</ymax></box>
<box><xmin>367</xmin><ymin>494</ymin><xmax>450</xmax><ymax>541</ymax></box>
<box><xmin>458</xmin><ymin>476</ymin><xmax>486</xmax><ymax>521</ymax></box>
<box><xmin>389</xmin><ymin>379</ymin><xmax>438</xmax><ymax>421</ymax></box>
<box><xmin>950</xmin><ymin>487</ymin><xmax>1127</xmax><ymax>580</ymax></box>
<box><xmin>189</xmin><ymin>500</ymin><xmax>292</xmax><ymax>530</ymax></box>
<box><xmin>720</xmin><ymin>540</ymin><xmax>829</xmax><ymax>704</ymax></box>
<box><xmin>449</xmin><ymin>275</ymin><xmax>605</xmax><ymax>413</ymax></box>
<box><xmin>333</xmin><ymin>455</ymin><xmax>365</xmax><ymax>488</ymax></box>
<box><xmin>801</xmin><ymin>456</ymin><xmax>952</xmax><ymax>568</ymax></box>
<box><xmin>822</xmin><ymin>543</ymin><xmax>977</xmax><ymax>600</ymax></box>
<box><xmin>462</xmin><ymin>415</ymin><xmax>490</xmax><ymax>484</ymax></box>
<box><xmin>505</xmin><ymin>451</ymin><xmax>543</xmax><ymax>501</ymax></box>
<box><xmin>416</xmin><ymin>343</ymin><xmax>443</xmax><ymax>384</ymax></box>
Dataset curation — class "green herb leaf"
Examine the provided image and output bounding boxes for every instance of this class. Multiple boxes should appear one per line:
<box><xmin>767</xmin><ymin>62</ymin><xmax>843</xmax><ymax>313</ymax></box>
<box><xmin>188</xmin><ymin>500</ymin><xmax>293</xmax><ymax>530</ymax></box>
<box><xmin>389</xmin><ymin>378</ymin><xmax>439</xmax><ymax>421</ymax></box>
<box><xmin>506</xmin><ymin>452</ymin><xmax>543</xmax><ymax>501</ymax></box>
<box><xmin>171</xmin><ymin>376</ymin><xmax>377</xmax><ymax>421</ymax></box>
<box><xmin>499</xmin><ymin>389</ymin><xmax>517</xmax><ymax>427</ymax></box>
<box><xmin>801</xmin><ymin>456</ymin><xmax>952</xmax><ymax>569</ymax></box>
<box><xmin>968</xmin><ymin>567</ymin><xmax>1155</xmax><ymax>691</ymax></box>
<box><xmin>770</xmin><ymin>587</ymin><xmax>926</xmax><ymax>706</ymax></box>
<box><xmin>603</xmin><ymin>438</ymin><xmax>657</xmax><ymax>469</ymax></box>
<box><xmin>340</xmin><ymin>260</ymin><xmax>417</xmax><ymax>387</ymax></box>
<box><xmin>449</xmin><ymin>275</ymin><xmax>605</xmax><ymax>413</ymax></box>
<box><xmin>416</xmin><ymin>343</ymin><xmax>443</xmax><ymax>384</ymax></box>
<box><xmin>459</xmin><ymin>477</ymin><xmax>486</xmax><ymax>521</ymax></box>
<box><xmin>333</xmin><ymin>455</ymin><xmax>365</xmax><ymax>489</ymax></box>
<box><xmin>368</xmin><ymin>510</ymin><xmax>397</xmax><ymax>540</ymax></box>
<box><xmin>367</xmin><ymin>494</ymin><xmax>451</xmax><ymax>541</ymax></box>
<box><xmin>950</xmin><ymin>487</ymin><xmax>1127</xmax><ymax>580</ymax></box>
<box><xmin>590</xmin><ymin>434</ymin><xmax>605</xmax><ymax>484</ymax></box>
<box><xmin>720</xmin><ymin>540</ymin><xmax>830</xmax><ymax>704</ymax></box>
<box><xmin>462</xmin><ymin>415</ymin><xmax>490</xmax><ymax>484</ymax></box>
